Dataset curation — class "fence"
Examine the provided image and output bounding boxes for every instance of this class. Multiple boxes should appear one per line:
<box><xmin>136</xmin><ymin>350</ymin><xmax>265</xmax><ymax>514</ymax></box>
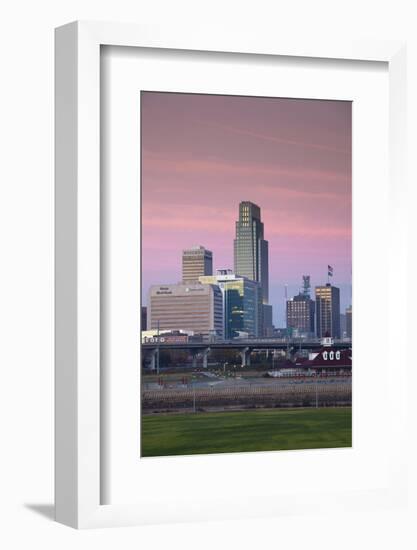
<box><xmin>142</xmin><ymin>380</ymin><xmax>352</xmax><ymax>412</ymax></box>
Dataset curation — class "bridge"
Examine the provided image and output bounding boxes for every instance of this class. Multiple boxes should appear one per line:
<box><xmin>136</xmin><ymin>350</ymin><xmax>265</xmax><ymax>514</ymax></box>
<box><xmin>142</xmin><ymin>339</ymin><xmax>352</xmax><ymax>369</ymax></box>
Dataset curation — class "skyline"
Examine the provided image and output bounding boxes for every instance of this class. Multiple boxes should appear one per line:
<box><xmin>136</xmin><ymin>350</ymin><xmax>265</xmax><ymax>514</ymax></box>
<box><xmin>141</xmin><ymin>92</ymin><xmax>352</xmax><ymax>325</ymax></box>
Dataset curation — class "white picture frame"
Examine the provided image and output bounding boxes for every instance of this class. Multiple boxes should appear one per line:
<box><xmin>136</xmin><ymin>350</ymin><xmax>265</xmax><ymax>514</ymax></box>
<box><xmin>55</xmin><ymin>21</ymin><xmax>408</xmax><ymax>529</ymax></box>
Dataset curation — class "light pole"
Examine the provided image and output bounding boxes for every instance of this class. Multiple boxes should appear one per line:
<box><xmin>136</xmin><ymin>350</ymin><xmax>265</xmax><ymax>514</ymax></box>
<box><xmin>156</xmin><ymin>319</ymin><xmax>160</xmax><ymax>376</ymax></box>
<box><xmin>193</xmin><ymin>383</ymin><xmax>196</xmax><ymax>413</ymax></box>
<box><xmin>192</xmin><ymin>375</ymin><xmax>196</xmax><ymax>413</ymax></box>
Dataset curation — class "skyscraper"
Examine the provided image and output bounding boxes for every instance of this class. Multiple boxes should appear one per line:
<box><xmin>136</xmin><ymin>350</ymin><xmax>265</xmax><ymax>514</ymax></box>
<box><xmin>286</xmin><ymin>294</ymin><xmax>315</xmax><ymax>336</ymax></box>
<box><xmin>262</xmin><ymin>304</ymin><xmax>274</xmax><ymax>337</ymax></box>
<box><xmin>182</xmin><ymin>246</ymin><xmax>213</xmax><ymax>283</ymax></box>
<box><xmin>315</xmin><ymin>284</ymin><xmax>341</xmax><ymax>339</ymax></box>
<box><xmin>199</xmin><ymin>270</ymin><xmax>262</xmax><ymax>339</ymax></box>
<box><xmin>234</xmin><ymin>202</ymin><xmax>269</xmax><ymax>304</ymax></box>
<box><xmin>340</xmin><ymin>313</ymin><xmax>346</xmax><ymax>338</ymax></box>
<box><xmin>346</xmin><ymin>305</ymin><xmax>352</xmax><ymax>339</ymax></box>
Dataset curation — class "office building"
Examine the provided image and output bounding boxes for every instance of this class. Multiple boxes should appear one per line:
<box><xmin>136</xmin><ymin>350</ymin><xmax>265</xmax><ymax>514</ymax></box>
<box><xmin>346</xmin><ymin>305</ymin><xmax>352</xmax><ymax>339</ymax></box>
<box><xmin>315</xmin><ymin>284</ymin><xmax>341</xmax><ymax>338</ymax></box>
<box><xmin>286</xmin><ymin>293</ymin><xmax>315</xmax><ymax>337</ymax></box>
<box><xmin>148</xmin><ymin>283</ymin><xmax>223</xmax><ymax>338</ymax></box>
<box><xmin>234</xmin><ymin>201</ymin><xmax>269</xmax><ymax>304</ymax></box>
<box><xmin>199</xmin><ymin>269</ymin><xmax>262</xmax><ymax>339</ymax></box>
<box><xmin>340</xmin><ymin>313</ymin><xmax>346</xmax><ymax>338</ymax></box>
<box><xmin>182</xmin><ymin>246</ymin><xmax>213</xmax><ymax>283</ymax></box>
<box><xmin>262</xmin><ymin>304</ymin><xmax>274</xmax><ymax>337</ymax></box>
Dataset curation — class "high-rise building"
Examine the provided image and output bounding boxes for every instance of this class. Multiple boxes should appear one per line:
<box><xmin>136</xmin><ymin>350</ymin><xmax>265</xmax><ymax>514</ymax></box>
<box><xmin>286</xmin><ymin>293</ymin><xmax>315</xmax><ymax>336</ymax></box>
<box><xmin>182</xmin><ymin>246</ymin><xmax>213</xmax><ymax>283</ymax></box>
<box><xmin>234</xmin><ymin>202</ymin><xmax>269</xmax><ymax>304</ymax></box>
<box><xmin>286</xmin><ymin>276</ymin><xmax>315</xmax><ymax>337</ymax></box>
<box><xmin>262</xmin><ymin>304</ymin><xmax>274</xmax><ymax>337</ymax></box>
<box><xmin>315</xmin><ymin>284</ymin><xmax>341</xmax><ymax>339</ymax></box>
<box><xmin>148</xmin><ymin>283</ymin><xmax>223</xmax><ymax>338</ymax></box>
<box><xmin>346</xmin><ymin>305</ymin><xmax>352</xmax><ymax>339</ymax></box>
<box><xmin>340</xmin><ymin>313</ymin><xmax>346</xmax><ymax>338</ymax></box>
<box><xmin>199</xmin><ymin>270</ymin><xmax>262</xmax><ymax>339</ymax></box>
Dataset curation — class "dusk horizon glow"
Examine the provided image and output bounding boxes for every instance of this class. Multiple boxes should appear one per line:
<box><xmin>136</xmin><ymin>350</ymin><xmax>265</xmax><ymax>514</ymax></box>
<box><xmin>141</xmin><ymin>92</ymin><xmax>352</xmax><ymax>326</ymax></box>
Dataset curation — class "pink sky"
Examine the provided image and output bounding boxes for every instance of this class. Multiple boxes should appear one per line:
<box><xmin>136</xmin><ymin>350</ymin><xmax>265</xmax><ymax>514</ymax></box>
<box><xmin>141</xmin><ymin>92</ymin><xmax>352</xmax><ymax>325</ymax></box>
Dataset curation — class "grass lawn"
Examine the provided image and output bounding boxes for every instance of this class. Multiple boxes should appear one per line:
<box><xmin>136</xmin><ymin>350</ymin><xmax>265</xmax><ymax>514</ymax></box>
<box><xmin>141</xmin><ymin>407</ymin><xmax>352</xmax><ymax>457</ymax></box>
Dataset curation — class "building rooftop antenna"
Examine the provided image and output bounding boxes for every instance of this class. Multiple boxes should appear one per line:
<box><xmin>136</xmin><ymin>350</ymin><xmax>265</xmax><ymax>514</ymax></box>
<box><xmin>302</xmin><ymin>275</ymin><xmax>311</xmax><ymax>297</ymax></box>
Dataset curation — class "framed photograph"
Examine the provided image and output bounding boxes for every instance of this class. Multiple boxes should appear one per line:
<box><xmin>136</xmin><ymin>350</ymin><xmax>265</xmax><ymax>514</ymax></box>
<box><xmin>139</xmin><ymin>90</ymin><xmax>353</xmax><ymax>459</ymax></box>
<box><xmin>55</xmin><ymin>21</ymin><xmax>408</xmax><ymax>528</ymax></box>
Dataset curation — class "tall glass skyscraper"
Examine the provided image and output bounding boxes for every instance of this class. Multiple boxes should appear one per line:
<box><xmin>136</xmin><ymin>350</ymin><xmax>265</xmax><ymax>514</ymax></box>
<box><xmin>199</xmin><ymin>270</ymin><xmax>262</xmax><ymax>339</ymax></box>
<box><xmin>315</xmin><ymin>284</ymin><xmax>341</xmax><ymax>339</ymax></box>
<box><xmin>234</xmin><ymin>201</ymin><xmax>269</xmax><ymax>305</ymax></box>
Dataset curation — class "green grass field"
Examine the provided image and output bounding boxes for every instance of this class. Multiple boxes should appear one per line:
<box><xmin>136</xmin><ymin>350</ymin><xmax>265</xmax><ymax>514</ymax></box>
<box><xmin>141</xmin><ymin>407</ymin><xmax>352</xmax><ymax>457</ymax></box>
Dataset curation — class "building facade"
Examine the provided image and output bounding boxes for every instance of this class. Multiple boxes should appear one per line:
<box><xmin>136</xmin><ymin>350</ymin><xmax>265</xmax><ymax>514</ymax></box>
<box><xmin>262</xmin><ymin>304</ymin><xmax>274</xmax><ymax>337</ymax></box>
<box><xmin>340</xmin><ymin>313</ymin><xmax>346</xmax><ymax>338</ymax></box>
<box><xmin>295</xmin><ymin>346</ymin><xmax>351</xmax><ymax>373</ymax></box>
<box><xmin>286</xmin><ymin>293</ymin><xmax>315</xmax><ymax>337</ymax></box>
<box><xmin>233</xmin><ymin>202</ymin><xmax>269</xmax><ymax>304</ymax></box>
<box><xmin>147</xmin><ymin>283</ymin><xmax>223</xmax><ymax>338</ymax></box>
<box><xmin>182</xmin><ymin>245</ymin><xmax>213</xmax><ymax>283</ymax></box>
<box><xmin>315</xmin><ymin>284</ymin><xmax>341</xmax><ymax>338</ymax></box>
<box><xmin>199</xmin><ymin>270</ymin><xmax>262</xmax><ymax>339</ymax></box>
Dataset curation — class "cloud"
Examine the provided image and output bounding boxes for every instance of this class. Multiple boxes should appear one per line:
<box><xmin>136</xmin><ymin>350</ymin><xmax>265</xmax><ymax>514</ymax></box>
<box><xmin>142</xmin><ymin>151</ymin><xmax>351</xmax><ymax>201</ymax></box>
<box><xmin>197</xmin><ymin>119</ymin><xmax>350</xmax><ymax>155</ymax></box>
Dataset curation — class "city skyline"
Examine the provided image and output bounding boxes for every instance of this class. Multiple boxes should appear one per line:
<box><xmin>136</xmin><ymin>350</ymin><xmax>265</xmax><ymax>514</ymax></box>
<box><xmin>141</xmin><ymin>92</ymin><xmax>352</xmax><ymax>325</ymax></box>
<box><xmin>143</xmin><ymin>204</ymin><xmax>351</xmax><ymax>328</ymax></box>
